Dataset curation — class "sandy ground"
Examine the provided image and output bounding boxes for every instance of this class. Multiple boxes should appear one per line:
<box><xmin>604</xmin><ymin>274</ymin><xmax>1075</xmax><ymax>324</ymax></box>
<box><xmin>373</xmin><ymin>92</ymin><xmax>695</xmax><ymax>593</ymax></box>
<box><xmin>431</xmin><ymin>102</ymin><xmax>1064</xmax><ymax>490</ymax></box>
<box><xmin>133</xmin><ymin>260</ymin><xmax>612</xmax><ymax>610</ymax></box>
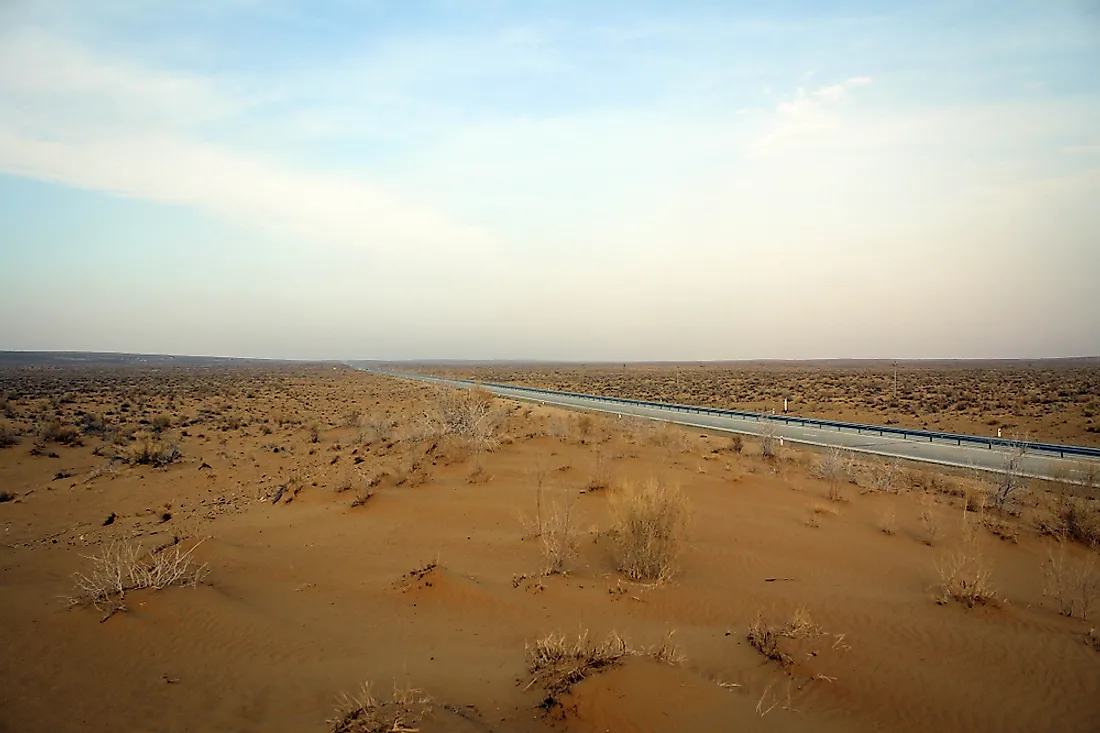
<box><xmin>1</xmin><ymin>366</ymin><xmax>1098</xmax><ymax>733</ymax></box>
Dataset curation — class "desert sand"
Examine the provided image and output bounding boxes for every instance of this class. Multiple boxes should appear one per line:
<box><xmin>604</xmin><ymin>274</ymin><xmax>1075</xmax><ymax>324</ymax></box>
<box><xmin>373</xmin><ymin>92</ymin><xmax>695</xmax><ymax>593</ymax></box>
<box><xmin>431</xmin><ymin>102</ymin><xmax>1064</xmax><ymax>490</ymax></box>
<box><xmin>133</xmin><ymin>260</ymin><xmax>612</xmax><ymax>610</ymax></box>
<box><xmin>1</xmin><ymin>364</ymin><xmax>1098</xmax><ymax>732</ymax></box>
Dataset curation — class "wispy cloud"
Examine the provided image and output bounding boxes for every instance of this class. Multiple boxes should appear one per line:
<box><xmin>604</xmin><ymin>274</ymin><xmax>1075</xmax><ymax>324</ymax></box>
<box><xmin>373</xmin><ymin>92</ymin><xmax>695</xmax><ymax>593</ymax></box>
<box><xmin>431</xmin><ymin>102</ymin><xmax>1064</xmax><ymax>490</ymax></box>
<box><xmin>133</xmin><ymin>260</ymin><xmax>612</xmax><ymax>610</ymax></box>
<box><xmin>0</xmin><ymin>29</ymin><xmax>490</xmax><ymax>252</ymax></box>
<box><xmin>753</xmin><ymin>76</ymin><xmax>873</xmax><ymax>155</ymax></box>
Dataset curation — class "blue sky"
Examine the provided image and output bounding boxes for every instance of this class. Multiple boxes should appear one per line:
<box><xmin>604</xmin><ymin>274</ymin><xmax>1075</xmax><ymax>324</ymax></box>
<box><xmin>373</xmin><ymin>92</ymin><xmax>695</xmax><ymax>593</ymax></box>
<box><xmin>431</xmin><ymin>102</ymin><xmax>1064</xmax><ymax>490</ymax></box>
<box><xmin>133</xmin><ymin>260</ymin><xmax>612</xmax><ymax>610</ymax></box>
<box><xmin>1</xmin><ymin>0</ymin><xmax>1098</xmax><ymax>360</ymax></box>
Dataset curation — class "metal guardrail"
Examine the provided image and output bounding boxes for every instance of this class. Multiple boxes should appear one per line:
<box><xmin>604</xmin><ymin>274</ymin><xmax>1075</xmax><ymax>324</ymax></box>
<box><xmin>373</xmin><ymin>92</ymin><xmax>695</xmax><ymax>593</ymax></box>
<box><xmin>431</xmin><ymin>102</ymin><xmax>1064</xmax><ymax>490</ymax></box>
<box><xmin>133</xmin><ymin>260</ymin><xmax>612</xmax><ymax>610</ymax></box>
<box><xmin>361</xmin><ymin>367</ymin><xmax>1100</xmax><ymax>461</ymax></box>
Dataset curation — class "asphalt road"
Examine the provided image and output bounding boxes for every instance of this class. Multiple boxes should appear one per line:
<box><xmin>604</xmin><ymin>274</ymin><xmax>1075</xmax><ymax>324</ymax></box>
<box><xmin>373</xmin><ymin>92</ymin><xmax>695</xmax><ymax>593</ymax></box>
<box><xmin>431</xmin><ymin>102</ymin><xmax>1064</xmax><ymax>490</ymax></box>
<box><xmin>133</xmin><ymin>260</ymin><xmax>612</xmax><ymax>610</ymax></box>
<box><xmin>359</xmin><ymin>368</ymin><xmax>1099</xmax><ymax>485</ymax></box>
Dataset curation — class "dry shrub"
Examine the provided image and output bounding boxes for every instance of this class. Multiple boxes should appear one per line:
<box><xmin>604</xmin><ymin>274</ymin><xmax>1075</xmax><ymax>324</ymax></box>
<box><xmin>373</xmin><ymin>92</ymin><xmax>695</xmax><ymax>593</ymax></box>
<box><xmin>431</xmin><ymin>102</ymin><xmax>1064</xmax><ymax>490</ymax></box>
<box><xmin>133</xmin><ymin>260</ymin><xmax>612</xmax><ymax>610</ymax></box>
<box><xmin>989</xmin><ymin>441</ymin><xmax>1028</xmax><ymax>512</ymax></box>
<box><xmin>747</xmin><ymin>608</ymin><xmax>821</xmax><ymax>669</ymax></box>
<box><xmin>609</xmin><ymin>479</ymin><xmax>689</xmax><ymax>582</ymax></box>
<box><xmin>868</xmin><ymin>457</ymin><xmax>902</xmax><ymax>493</ymax></box>
<box><xmin>427</xmin><ymin>387</ymin><xmax>500</xmax><ymax>450</ymax></box>
<box><xmin>877</xmin><ymin>507</ymin><xmax>897</xmax><ymax>535</ymax></box>
<box><xmin>747</xmin><ymin>618</ymin><xmax>783</xmax><ymax>664</ymax></box>
<box><xmin>583</xmin><ymin>448</ymin><xmax>611</xmax><ymax>492</ymax></box>
<box><xmin>936</xmin><ymin>513</ymin><xmax>996</xmax><ymax>608</ymax></box>
<box><xmin>918</xmin><ymin>493</ymin><xmax>939</xmax><ymax>546</ymax></box>
<box><xmin>70</xmin><ymin>539</ymin><xmax>208</xmax><ymax>616</ymax></box>
<box><xmin>351</xmin><ymin>484</ymin><xmax>374</xmax><ymax>508</ymax></box>
<box><xmin>540</xmin><ymin>496</ymin><xmax>577</xmax><ymax>575</ymax></box>
<box><xmin>328</xmin><ymin>683</ymin><xmax>431</xmax><ymax>733</ymax></box>
<box><xmin>1055</xmin><ymin>498</ymin><xmax>1100</xmax><ymax>549</ymax></box>
<box><xmin>525</xmin><ymin>630</ymin><xmax>682</xmax><ymax>704</ymax></box>
<box><xmin>0</xmin><ymin>423</ymin><xmax>18</xmax><ymax>448</ymax></box>
<box><xmin>526</xmin><ymin>631</ymin><xmax>630</xmax><ymax>701</ymax></box>
<box><xmin>1087</xmin><ymin>628</ymin><xmax>1100</xmax><ymax>652</ymax></box>
<box><xmin>42</xmin><ymin>420</ymin><xmax>82</xmax><ymax>446</ymax></box>
<box><xmin>358</xmin><ymin>414</ymin><xmax>396</xmax><ymax>445</ymax></box>
<box><xmin>758</xmin><ymin>421</ymin><xmax>779</xmax><ymax>459</ymax></box>
<box><xmin>1043</xmin><ymin>538</ymin><xmax>1098</xmax><ymax>621</ymax></box>
<box><xmin>127</xmin><ymin>433</ymin><xmax>181</xmax><ymax>467</ymax></box>
<box><xmin>813</xmin><ymin>447</ymin><xmax>854</xmax><ymax>485</ymax></box>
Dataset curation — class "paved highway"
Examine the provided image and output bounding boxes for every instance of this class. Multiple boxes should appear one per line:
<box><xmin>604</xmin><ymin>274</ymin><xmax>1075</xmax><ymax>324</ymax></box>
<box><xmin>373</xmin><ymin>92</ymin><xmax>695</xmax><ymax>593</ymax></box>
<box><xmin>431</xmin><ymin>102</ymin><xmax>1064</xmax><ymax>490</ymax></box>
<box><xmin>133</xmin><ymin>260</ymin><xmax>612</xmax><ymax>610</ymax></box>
<box><xmin>357</xmin><ymin>367</ymin><xmax>1099</xmax><ymax>485</ymax></box>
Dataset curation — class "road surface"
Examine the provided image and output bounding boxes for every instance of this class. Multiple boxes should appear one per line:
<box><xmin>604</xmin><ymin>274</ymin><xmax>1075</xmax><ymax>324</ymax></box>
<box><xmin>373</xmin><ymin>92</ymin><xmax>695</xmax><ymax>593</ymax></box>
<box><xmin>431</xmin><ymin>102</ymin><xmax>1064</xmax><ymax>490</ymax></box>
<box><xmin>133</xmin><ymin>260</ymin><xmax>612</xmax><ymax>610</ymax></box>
<box><xmin>358</xmin><ymin>368</ymin><xmax>1099</xmax><ymax>485</ymax></box>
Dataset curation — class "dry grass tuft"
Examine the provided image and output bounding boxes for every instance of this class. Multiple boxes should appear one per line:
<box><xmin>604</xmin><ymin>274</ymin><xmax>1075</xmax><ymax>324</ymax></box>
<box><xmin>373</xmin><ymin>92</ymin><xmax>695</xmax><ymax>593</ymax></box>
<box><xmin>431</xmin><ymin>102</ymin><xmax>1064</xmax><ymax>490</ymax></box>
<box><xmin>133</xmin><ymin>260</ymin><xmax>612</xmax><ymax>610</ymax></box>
<box><xmin>525</xmin><ymin>630</ymin><xmax>682</xmax><ymax>704</ymax></box>
<box><xmin>609</xmin><ymin>478</ymin><xmax>689</xmax><ymax>582</ymax></box>
<box><xmin>0</xmin><ymin>423</ymin><xmax>18</xmax><ymax>448</ymax></box>
<box><xmin>814</xmin><ymin>447</ymin><xmax>855</xmax><ymax>485</ymax></box>
<box><xmin>758</xmin><ymin>421</ymin><xmax>779</xmax><ymax>459</ymax></box>
<box><xmin>747</xmin><ymin>616</ymin><xmax>793</xmax><ymax>668</ymax></box>
<box><xmin>328</xmin><ymin>682</ymin><xmax>431</xmax><ymax>733</ymax></box>
<box><xmin>42</xmin><ymin>420</ymin><xmax>82</xmax><ymax>445</ymax></box>
<box><xmin>540</xmin><ymin>496</ymin><xmax>578</xmax><ymax>575</ymax></box>
<box><xmin>918</xmin><ymin>493</ymin><xmax>939</xmax><ymax>546</ymax></box>
<box><xmin>1043</xmin><ymin>538</ymin><xmax>1098</xmax><ymax>621</ymax></box>
<box><xmin>525</xmin><ymin>630</ymin><xmax>631</xmax><ymax>700</ymax></box>
<box><xmin>127</xmin><ymin>433</ymin><xmax>181</xmax><ymax>467</ymax></box>
<box><xmin>936</xmin><ymin>513</ymin><xmax>997</xmax><ymax>608</ymax></box>
<box><xmin>1049</xmin><ymin>498</ymin><xmax>1100</xmax><ymax>549</ymax></box>
<box><xmin>877</xmin><ymin>507</ymin><xmax>897</xmax><ymax>535</ymax></box>
<box><xmin>70</xmin><ymin>539</ymin><xmax>208</xmax><ymax>618</ymax></box>
<box><xmin>747</xmin><ymin>607</ymin><xmax>821</xmax><ymax>668</ymax></box>
<box><xmin>867</xmin><ymin>457</ymin><xmax>902</xmax><ymax>493</ymax></box>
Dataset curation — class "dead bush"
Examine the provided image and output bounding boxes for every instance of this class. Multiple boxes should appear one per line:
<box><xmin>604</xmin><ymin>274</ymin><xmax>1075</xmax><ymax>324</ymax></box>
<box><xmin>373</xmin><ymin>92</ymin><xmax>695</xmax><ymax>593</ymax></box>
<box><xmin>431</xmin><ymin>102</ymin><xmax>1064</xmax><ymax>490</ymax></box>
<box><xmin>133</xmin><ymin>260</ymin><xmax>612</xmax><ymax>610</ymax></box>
<box><xmin>758</xmin><ymin>421</ymin><xmax>779</xmax><ymax>459</ymax></box>
<box><xmin>988</xmin><ymin>440</ymin><xmax>1028</xmax><ymax>512</ymax></box>
<box><xmin>328</xmin><ymin>682</ymin><xmax>431</xmax><ymax>733</ymax></box>
<box><xmin>127</xmin><ymin>433</ymin><xmax>181</xmax><ymax>467</ymax></box>
<box><xmin>868</xmin><ymin>457</ymin><xmax>902</xmax><ymax>493</ymax></box>
<box><xmin>540</xmin><ymin>496</ymin><xmax>577</xmax><ymax>575</ymax></box>
<box><xmin>918</xmin><ymin>493</ymin><xmax>939</xmax><ymax>546</ymax></box>
<box><xmin>358</xmin><ymin>414</ymin><xmax>396</xmax><ymax>445</ymax></box>
<box><xmin>1043</xmin><ymin>538</ymin><xmax>1098</xmax><ymax>621</ymax></box>
<box><xmin>0</xmin><ymin>423</ymin><xmax>18</xmax><ymax>448</ymax></box>
<box><xmin>583</xmin><ymin>447</ymin><xmax>610</xmax><ymax>492</ymax></box>
<box><xmin>70</xmin><ymin>539</ymin><xmax>208</xmax><ymax>617</ymax></box>
<box><xmin>525</xmin><ymin>630</ymin><xmax>682</xmax><ymax>704</ymax></box>
<box><xmin>813</xmin><ymin>447</ymin><xmax>854</xmax><ymax>484</ymax></box>
<box><xmin>42</xmin><ymin>420</ymin><xmax>82</xmax><ymax>446</ymax></box>
<box><xmin>150</xmin><ymin>414</ymin><xmax>173</xmax><ymax>432</ymax></box>
<box><xmin>609</xmin><ymin>479</ymin><xmax>689</xmax><ymax>582</ymax></box>
<box><xmin>1056</xmin><ymin>498</ymin><xmax>1100</xmax><ymax>549</ymax></box>
<box><xmin>747</xmin><ymin>607</ymin><xmax>819</xmax><ymax>668</ymax></box>
<box><xmin>877</xmin><ymin>507</ymin><xmax>897</xmax><ymax>535</ymax></box>
<box><xmin>424</xmin><ymin>387</ymin><xmax>500</xmax><ymax>451</ymax></box>
<box><xmin>936</xmin><ymin>513</ymin><xmax>997</xmax><ymax>608</ymax></box>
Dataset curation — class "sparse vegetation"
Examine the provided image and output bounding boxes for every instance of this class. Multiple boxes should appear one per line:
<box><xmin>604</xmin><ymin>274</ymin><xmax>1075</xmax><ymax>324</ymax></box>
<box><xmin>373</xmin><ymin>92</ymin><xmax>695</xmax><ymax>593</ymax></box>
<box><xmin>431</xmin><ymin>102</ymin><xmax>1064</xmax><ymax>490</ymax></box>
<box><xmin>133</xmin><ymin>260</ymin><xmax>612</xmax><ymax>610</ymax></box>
<box><xmin>42</xmin><ymin>420</ymin><xmax>82</xmax><ymax>446</ymax></box>
<box><xmin>539</xmin><ymin>496</ymin><xmax>577</xmax><ymax>575</ymax></box>
<box><xmin>609</xmin><ymin>478</ymin><xmax>689</xmax><ymax>582</ymax></box>
<box><xmin>988</xmin><ymin>440</ymin><xmax>1028</xmax><ymax>512</ymax></box>
<box><xmin>525</xmin><ymin>630</ymin><xmax>682</xmax><ymax>705</ymax></box>
<box><xmin>919</xmin><ymin>493</ymin><xmax>939</xmax><ymax>546</ymax></box>
<box><xmin>0</xmin><ymin>423</ymin><xmax>18</xmax><ymax>448</ymax></box>
<box><xmin>328</xmin><ymin>682</ymin><xmax>431</xmax><ymax>733</ymax></box>
<box><xmin>877</xmin><ymin>507</ymin><xmax>897</xmax><ymax>535</ymax></box>
<box><xmin>127</xmin><ymin>433</ymin><xmax>181</xmax><ymax>466</ymax></box>
<box><xmin>70</xmin><ymin>540</ymin><xmax>209</xmax><ymax>617</ymax></box>
<box><xmin>936</xmin><ymin>513</ymin><xmax>996</xmax><ymax>607</ymax></box>
<box><xmin>1043</xmin><ymin>538</ymin><xmax>1097</xmax><ymax>621</ymax></box>
<box><xmin>759</xmin><ymin>420</ymin><xmax>779</xmax><ymax>459</ymax></box>
<box><xmin>747</xmin><ymin>607</ymin><xmax>818</xmax><ymax>668</ymax></box>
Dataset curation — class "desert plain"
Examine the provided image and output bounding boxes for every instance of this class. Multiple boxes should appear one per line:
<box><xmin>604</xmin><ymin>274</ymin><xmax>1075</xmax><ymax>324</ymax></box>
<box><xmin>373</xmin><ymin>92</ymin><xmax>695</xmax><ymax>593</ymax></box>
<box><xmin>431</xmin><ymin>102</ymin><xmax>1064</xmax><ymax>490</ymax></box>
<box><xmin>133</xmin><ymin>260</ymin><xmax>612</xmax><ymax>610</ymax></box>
<box><xmin>1</xmin><ymin>362</ymin><xmax>1098</xmax><ymax>733</ymax></box>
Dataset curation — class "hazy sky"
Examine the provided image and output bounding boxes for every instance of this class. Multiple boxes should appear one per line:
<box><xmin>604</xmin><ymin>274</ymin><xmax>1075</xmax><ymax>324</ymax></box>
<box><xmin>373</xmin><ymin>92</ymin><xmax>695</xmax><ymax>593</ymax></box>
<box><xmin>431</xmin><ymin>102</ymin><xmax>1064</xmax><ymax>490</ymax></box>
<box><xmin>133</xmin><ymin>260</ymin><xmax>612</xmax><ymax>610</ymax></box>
<box><xmin>1</xmin><ymin>1</ymin><xmax>1098</xmax><ymax>360</ymax></box>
